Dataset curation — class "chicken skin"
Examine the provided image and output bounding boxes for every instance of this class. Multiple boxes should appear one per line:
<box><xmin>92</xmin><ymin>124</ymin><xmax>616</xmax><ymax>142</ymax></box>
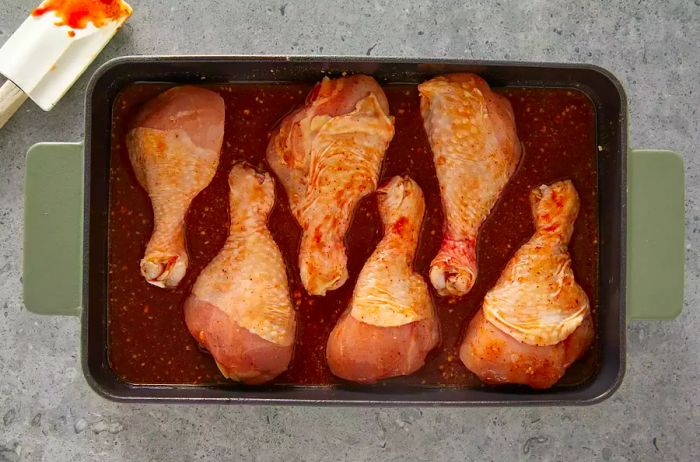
<box><xmin>126</xmin><ymin>86</ymin><xmax>225</xmax><ymax>288</ymax></box>
<box><xmin>419</xmin><ymin>74</ymin><xmax>521</xmax><ymax>297</ymax></box>
<box><xmin>460</xmin><ymin>180</ymin><xmax>593</xmax><ymax>389</ymax></box>
<box><xmin>326</xmin><ymin>176</ymin><xmax>439</xmax><ymax>383</ymax></box>
<box><xmin>267</xmin><ymin>75</ymin><xmax>395</xmax><ymax>296</ymax></box>
<box><xmin>184</xmin><ymin>163</ymin><xmax>296</xmax><ymax>384</ymax></box>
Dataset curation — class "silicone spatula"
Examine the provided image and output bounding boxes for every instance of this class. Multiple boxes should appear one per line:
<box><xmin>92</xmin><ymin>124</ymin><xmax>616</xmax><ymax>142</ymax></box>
<box><xmin>0</xmin><ymin>0</ymin><xmax>132</xmax><ymax>129</ymax></box>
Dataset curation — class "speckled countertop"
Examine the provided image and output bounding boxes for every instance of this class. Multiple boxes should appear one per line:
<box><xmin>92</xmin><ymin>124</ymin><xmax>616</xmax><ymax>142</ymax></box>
<box><xmin>0</xmin><ymin>1</ymin><xmax>697</xmax><ymax>461</ymax></box>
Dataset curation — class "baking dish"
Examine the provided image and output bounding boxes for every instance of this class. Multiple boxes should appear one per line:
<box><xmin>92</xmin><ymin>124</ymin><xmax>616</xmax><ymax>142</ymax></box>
<box><xmin>22</xmin><ymin>56</ymin><xmax>684</xmax><ymax>405</ymax></box>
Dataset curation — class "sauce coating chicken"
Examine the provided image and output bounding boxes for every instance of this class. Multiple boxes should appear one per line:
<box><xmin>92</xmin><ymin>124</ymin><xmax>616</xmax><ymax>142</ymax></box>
<box><xmin>126</xmin><ymin>86</ymin><xmax>225</xmax><ymax>288</ymax></box>
<box><xmin>326</xmin><ymin>176</ymin><xmax>440</xmax><ymax>383</ymax></box>
<box><xmin>419</xmin><ymin>74</ymin><xmax>521</xmax><ymax>297</ymax></box>
<box><xmin>460</xmin><ymin>180</ymin><xmax>593</xmax><ymax>389</ymax></box>
<box><xmin>266</xmin><ymin>75</ymin><xmax>395</xmax><ymax>296</ymax></box>
<box><xmin>184</xmin><ymin>163</ymin><xmax>296</xmax><ymax>384</ymax></box>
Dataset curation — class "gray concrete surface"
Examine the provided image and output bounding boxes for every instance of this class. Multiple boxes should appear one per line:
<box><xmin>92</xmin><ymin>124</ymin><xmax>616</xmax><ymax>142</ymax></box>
<box><xmin>1</xmin><ymin>0</ymin><xmax>698</xmax><ymax>460</ymax></box>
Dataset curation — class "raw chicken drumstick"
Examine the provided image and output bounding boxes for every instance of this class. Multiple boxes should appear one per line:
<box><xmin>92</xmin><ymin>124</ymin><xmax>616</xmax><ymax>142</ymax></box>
<box><xmin>267</xmin><ymin>75</ymin><xmax>395</xmax><ymax>296</ymax></box>
<box><xmin>184</xmin><ymin>163</ymin><xmax>296</xmax><ymax>384</ymax></box>
<box><xmin>460</xmin><ymin>180</ymin><xmax>593</xmax><ymax>389</ymax></box>
<box><xmin>126</xmin><ymin>86</ymin><xmax>225</xmax><ymax>288</ymax></box>
<box><xmin>419</xmin><ymin>74</ymin><xmax>521</xmax><ymax>297</ymax></box>
<box><xmin>326</xmin><ymin>176</ymin><xmax>440</xmax><ymax>383</ymax></box>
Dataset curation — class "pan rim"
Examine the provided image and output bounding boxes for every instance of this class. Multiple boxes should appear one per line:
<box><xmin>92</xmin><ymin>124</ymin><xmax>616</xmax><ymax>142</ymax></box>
<box><xmin>82</xmin><ymin>56</ymin><xmax>627</xmax><ymax>406</ymax></box>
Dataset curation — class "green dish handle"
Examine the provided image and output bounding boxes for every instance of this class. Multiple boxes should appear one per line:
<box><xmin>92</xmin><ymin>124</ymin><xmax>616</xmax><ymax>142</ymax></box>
<box><xmin>21</xmin><ymin>144</ymin><xmax>685</xmax><ymax>321</ymax></box>
<box><xmin>627</xmin><ymin>149</ymin><xmax>685</xmax><ymax>320</ymax></box>
<box><xmin>23</xmin><ymin>142</ymin><xmax>84</xmax><ymax>316</ymax></box>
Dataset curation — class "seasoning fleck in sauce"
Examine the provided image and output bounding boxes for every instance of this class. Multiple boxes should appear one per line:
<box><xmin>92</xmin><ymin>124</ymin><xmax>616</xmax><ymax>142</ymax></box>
<box><xmin>32</xmin><ymin>0</ymin><xmax>131</xmax><ymax>29</ymax></box>
<box><xmin>108</xmin><ymin>83</ymin><xmax>598</xmax><ymax>387</ymax></box>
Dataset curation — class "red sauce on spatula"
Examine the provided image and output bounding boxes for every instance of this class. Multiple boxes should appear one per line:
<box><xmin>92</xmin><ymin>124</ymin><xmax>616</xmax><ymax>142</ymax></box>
<box><xmin>32</xmin><ymin>0</ymin><xmax>131</xmax><ymax>29</ymax></box>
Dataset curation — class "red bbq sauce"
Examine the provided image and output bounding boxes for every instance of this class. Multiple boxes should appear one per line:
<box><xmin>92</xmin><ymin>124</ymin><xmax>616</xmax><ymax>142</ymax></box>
<box><xmin>108</xmin><ymin>83</ymin><xmax>598</xmax><ymax>387</ymax></box>
<box><xmin>32</xmin><ymin>0</ymin><xmax>131</xmax><ymax>29</ymax></box>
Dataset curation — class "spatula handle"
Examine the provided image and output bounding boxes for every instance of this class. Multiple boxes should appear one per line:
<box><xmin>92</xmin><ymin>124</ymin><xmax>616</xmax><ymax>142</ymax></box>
<box><xmin>0</xmin><ymin>80</ymin><xmax>28</xmax><ymax>129</ymax></box>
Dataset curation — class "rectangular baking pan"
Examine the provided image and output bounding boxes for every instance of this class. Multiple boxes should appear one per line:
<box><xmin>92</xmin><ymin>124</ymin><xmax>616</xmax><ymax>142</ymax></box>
<box><xmin>22</xmin><ymin>56</ymin><xmax>685</xmax><ymax>405</ymax></box>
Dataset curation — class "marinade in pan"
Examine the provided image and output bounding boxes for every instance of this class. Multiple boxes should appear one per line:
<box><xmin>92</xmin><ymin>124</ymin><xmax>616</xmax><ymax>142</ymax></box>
<box><xmin>107</xmin><ymin>82</ymin><xmax>598</xmax><ymax>387</ymax></box>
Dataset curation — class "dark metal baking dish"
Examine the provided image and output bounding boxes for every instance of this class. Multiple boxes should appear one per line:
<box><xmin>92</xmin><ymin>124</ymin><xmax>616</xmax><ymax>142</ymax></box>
<box><xmin>22</xmin><ymin>56</ymin><xmax>685</xmax><ymax>405</ymax></box>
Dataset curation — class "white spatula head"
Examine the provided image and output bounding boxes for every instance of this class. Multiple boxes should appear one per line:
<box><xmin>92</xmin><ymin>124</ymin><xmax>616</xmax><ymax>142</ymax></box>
<box><xmin>0</xmin><ymin>0</ymin><xmax>132</xmax><ymax>111</ymax></box>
